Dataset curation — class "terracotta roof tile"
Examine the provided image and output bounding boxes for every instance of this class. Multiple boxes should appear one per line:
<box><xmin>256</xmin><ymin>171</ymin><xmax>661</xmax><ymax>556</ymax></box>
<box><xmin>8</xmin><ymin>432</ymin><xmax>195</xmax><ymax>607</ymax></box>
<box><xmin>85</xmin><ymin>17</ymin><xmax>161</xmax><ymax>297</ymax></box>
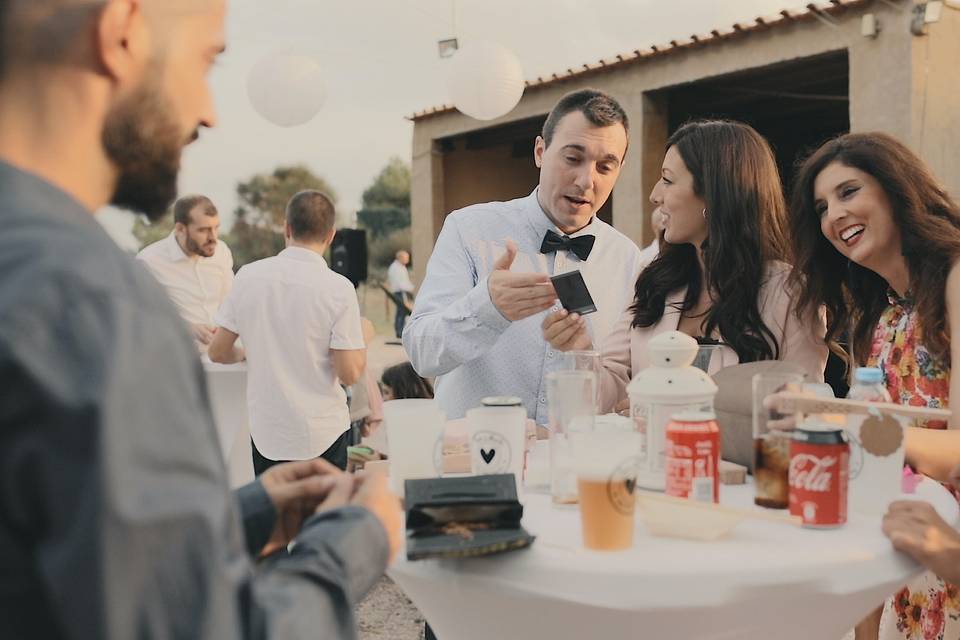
<box><xmin>410</xmin><ymin>0</ymin><xmax>871</xmax><ymax>121</ymax></box>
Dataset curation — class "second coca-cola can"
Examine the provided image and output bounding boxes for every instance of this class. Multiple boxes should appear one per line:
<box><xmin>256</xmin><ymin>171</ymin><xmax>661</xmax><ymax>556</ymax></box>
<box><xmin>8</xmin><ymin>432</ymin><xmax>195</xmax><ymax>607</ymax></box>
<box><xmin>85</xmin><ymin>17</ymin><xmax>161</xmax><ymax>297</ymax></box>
<box><xmin>789</xmin><ymin>425</ymin><xmax>849</xmax><ymax>528</ymax></box>
<box><xmin>665</xmin><ymin>411</ymin><xmax>720</xmax><ymax>503</ymax></box>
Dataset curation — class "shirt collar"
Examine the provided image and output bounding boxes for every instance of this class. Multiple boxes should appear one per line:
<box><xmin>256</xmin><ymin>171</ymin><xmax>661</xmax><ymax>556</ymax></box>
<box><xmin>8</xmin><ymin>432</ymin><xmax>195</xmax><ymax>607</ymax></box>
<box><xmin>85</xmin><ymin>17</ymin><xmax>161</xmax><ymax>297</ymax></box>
<box><xmin>523</xmin><ymin>187</ymin><xmax>598</xmax><ymax>240</ymax></box>
<box><xmin>163</xmin><ymin>232</ymin><xmax>191</xmax><ymax>262</ymax></box>
<box><xmin>0</xmin><ymin>160</ymin><xmax>96</xmax><ymax>229</ymax></box>
<box><xmin>280</xmin><ymin>246</ymin><xmax>328</xmax><ymax>267</ymax></box>
<box><xmin>886</xmin><ymin>287</ymin><xmax>914</xmax><ymax>310</ymax></box>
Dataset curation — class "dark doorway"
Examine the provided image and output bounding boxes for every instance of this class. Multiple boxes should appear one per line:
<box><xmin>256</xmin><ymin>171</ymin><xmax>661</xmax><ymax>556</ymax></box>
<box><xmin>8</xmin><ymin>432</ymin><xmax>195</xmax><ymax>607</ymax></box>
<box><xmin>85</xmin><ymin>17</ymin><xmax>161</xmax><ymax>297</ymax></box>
<box><xmin>664</xmin><ymin>50</ymin><xmax>850</xmax><ymax>195</ymax></box>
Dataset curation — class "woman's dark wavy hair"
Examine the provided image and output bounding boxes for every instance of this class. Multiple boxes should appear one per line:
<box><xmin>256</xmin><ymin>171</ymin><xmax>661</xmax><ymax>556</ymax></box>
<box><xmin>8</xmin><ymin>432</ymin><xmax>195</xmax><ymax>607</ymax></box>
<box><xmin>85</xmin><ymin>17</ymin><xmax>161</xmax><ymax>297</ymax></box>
<box><xmin>630</xmin><ymin>120</ymin><xmax>789</xmax><ymax>363</ymax></box>
<box><xmin>787</xmin><ymin>132</ymin><xmax>960</xmax><ymax>366</ymax></box>
<box><xmin>380</xmin><ymin>362</ymin><xmax>434</xmax><ymax>400</ymax></box>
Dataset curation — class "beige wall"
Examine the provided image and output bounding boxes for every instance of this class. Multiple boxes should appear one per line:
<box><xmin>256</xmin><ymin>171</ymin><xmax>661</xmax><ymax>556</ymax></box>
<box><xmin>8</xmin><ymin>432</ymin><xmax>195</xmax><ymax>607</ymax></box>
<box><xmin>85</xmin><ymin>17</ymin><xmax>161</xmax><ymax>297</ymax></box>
<box><xmin>442</xmin><ymin>143</ymin><xmax>539</xmax><ymax>215</ymax></box>
<box><xmin>411</xmin><ymin>1</ymin><xmax>959</xmax><ymax>280</ymax></box>
<box><xmin>909</xmin><ymin>5</ymin><xmax>960</xmax><ymax>194</ymax></box>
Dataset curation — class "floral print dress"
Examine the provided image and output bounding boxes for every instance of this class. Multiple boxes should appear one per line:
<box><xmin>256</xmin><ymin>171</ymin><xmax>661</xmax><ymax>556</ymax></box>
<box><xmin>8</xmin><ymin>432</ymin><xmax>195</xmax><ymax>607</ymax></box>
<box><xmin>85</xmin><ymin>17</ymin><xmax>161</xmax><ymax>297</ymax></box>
<box><xmin>868</xmin><ymin>290</ymin><xmax>957</xmax><ymax>640</ymax></box>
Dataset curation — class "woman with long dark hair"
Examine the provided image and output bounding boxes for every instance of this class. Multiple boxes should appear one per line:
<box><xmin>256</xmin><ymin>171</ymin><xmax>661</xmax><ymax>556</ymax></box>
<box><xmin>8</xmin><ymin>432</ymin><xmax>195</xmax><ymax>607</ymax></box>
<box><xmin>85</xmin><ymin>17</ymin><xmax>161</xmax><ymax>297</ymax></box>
<box><xmin>788</xmin><ymin>132</ymin><xmax>960</xmax><ymax>639</ymax></box>
<box><xmin>543</xmin><ymin>119</ymin><xmax>827</xmax><ymax>411</ymax></box>
<box><xmin>379</xmin><ymin>361</ymin><xmax>434</xmax><ymax>401</ymax></box>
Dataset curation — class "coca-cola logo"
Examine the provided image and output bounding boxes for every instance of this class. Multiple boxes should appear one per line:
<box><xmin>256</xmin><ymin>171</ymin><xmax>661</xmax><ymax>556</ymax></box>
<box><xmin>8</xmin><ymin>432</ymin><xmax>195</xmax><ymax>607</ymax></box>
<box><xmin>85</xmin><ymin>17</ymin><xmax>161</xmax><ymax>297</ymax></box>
<box><xmin>789</xmin><ymin>454</ymin><xmax>836</xmax><ymax>492</ymax></box>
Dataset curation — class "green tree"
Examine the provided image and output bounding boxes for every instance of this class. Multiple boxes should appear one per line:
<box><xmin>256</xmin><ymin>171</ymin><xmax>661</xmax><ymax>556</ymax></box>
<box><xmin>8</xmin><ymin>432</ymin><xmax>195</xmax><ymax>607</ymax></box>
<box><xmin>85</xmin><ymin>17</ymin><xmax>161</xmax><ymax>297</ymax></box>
<box><xmin>236</xmin><ymin>164</ymin><xmax>337</xmax><ymax>228</ymax></box>
<box><xmin>229</xmin><ymin>165</ymin><xmax>337</xmax><ymax>268</ymax></box>
<box><xmin>221</xmin><ymin>208</ymin><xmax>285</xmax><ymax>269</ymax></box>
<box><xmin>132</xmin><ymin>211</ymin><xmax>174</xmax><ymax>250</ymax></box>
<box><xmin>356</xmin><ymin>156</ymin><xmax>410</xmax><ymax>239</ymax></box>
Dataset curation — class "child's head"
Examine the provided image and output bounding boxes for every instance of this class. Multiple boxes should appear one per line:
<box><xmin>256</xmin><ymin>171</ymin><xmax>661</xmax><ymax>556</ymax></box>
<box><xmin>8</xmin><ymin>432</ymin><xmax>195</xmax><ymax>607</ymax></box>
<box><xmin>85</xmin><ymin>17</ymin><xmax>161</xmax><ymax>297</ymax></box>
<box><xmin>380</xmin><ymin>362</ymin><xmax>434</xmax><ymax>401</ymax></box>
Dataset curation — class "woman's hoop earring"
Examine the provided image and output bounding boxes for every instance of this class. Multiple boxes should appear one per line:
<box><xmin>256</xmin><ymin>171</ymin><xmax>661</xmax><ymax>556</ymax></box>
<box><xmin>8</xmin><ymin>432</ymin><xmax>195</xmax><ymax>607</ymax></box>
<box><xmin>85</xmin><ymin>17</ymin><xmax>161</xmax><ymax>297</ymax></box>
<box><xmin>702</xmin><ymin>208</ymin><xmax>707</xmax><ymax>219</ymax></box>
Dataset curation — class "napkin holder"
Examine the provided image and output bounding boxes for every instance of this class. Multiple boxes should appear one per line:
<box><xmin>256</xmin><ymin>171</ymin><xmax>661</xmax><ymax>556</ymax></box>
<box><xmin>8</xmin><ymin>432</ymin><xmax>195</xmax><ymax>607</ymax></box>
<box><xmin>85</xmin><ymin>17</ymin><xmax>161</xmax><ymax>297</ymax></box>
<box><xmin>405</xmin><ymin>474</ymin><xmax>535</xmax><ymax>561</ymax></box>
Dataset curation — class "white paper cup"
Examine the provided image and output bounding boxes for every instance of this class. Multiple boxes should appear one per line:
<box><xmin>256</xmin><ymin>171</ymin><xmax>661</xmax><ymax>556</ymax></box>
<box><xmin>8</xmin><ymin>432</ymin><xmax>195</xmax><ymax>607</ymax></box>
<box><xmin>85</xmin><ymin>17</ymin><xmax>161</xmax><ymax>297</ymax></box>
<box><xmin>383</xmin><ymin>399</ymin><xmax>445</xmax><ymax>497</ymax></box>
<box><xmin>466</xmin><ymin>406</ymin><xmax>527</xmax><ymax>483</ymax></box>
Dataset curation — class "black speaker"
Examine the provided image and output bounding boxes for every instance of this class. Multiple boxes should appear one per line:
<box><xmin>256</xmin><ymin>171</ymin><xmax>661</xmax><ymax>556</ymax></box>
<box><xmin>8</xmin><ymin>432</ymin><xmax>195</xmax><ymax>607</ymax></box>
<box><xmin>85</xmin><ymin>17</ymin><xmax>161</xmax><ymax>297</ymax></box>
<box><xmin>330</xmin><ymin>228</ymin><xmax>367</xmax><ymax>287</ymax></box>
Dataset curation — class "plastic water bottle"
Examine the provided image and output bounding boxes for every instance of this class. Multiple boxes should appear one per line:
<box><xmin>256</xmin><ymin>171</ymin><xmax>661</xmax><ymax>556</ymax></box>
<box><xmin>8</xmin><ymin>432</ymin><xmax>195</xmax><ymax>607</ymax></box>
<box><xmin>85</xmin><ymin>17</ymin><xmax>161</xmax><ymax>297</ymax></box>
<box><xmin>846</xmin><ymin>367</ymin><xmax>892</xmax><ymax>403</ymax></box>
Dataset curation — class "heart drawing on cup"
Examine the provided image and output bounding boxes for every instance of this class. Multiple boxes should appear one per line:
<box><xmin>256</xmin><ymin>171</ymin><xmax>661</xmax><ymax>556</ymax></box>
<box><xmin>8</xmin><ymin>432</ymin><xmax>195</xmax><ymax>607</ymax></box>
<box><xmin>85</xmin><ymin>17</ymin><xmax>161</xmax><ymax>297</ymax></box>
<box><xmin>471</xmin><ymin>430</ymin><xmax>511</xmax><ymax>473</ymax></box>
<box><xmin>625</xmin><ymin>478</ymin><xmax>637</xmax><ymax>495</ymax></box>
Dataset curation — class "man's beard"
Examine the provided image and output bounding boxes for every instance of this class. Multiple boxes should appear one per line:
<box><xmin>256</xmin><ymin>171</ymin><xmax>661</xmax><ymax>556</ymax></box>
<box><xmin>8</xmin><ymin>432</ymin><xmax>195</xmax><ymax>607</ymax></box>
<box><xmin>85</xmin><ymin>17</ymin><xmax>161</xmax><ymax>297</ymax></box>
<box><xmin>102</xmin><ymin>74</ymin><xmax>190</xmax><ymax>222</ymax></box>
<box><xmin>185</xmin><ymin>234</ymin><xmax>216</xmax><ymax>258</ymax></box>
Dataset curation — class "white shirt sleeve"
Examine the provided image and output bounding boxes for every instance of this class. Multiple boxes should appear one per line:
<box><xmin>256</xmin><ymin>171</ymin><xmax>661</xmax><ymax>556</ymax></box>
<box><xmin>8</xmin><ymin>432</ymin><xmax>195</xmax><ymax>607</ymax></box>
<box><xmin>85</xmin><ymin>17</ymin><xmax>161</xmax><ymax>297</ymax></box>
<box><xmin>402</xmin><ymin>214</ymin><xmax>511</xmax><ymax>377</ymax></box>
<box><xmin>329</xmin><ymin>284</ymin><xmax>365</xmax><ymax>350</ymax></box>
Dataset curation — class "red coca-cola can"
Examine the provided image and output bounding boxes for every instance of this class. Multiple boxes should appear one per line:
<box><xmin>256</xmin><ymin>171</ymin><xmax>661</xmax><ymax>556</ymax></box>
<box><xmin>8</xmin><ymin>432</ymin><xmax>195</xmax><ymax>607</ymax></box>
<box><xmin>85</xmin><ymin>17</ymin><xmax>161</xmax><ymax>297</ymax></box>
<box><xmin>789</xmin><ymin>426</ymin><xmax>849</xmax><ymax>528</ymax></box>
<box><xmin>665</xmin><ymin>411</ymin><xmax>720</xmax><ymax>503</ymax></box>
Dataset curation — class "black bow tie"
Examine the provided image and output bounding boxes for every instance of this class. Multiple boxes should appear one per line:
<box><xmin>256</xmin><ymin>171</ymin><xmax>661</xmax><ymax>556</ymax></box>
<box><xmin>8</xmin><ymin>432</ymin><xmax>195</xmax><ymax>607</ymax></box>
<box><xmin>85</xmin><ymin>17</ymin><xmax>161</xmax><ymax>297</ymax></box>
<box><xmin>539</xmin><ymin>229</ymin><xmax>596</xmax><ymax>261</ymax></box>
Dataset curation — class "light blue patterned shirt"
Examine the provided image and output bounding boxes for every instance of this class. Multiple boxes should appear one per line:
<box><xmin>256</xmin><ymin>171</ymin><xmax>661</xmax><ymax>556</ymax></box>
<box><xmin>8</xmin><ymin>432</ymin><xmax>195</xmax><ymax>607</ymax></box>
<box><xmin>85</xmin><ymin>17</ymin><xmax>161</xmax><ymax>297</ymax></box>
<box><xmin>403</xmin><ymin>189</ymin><xmax>643</xmax><ymax>424</ymax></box>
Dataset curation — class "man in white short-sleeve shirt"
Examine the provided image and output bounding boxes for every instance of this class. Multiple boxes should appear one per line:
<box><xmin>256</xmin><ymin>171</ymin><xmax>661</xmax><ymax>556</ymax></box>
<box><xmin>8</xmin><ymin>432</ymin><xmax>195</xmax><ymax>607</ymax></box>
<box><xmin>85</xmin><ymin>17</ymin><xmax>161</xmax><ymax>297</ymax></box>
<box><xmin>209</xmin><ymin>191</ymin><xmax>367</xmax><ymax>473</ymax></box>
<box><xmin>136</xmin><ymin>194</ymin><xmax>234</xmax><ymax>350</ymax></box>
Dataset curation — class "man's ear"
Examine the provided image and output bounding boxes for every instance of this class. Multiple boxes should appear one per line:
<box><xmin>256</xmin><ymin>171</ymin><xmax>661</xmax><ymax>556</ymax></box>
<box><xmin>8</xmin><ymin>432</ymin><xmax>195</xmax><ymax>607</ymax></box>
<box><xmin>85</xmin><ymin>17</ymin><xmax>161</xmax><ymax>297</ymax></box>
<box><xmin>95</xmin><ymin>0</ymin><xmax>150</xmax><ymax>83</ymax></box>
<box><xmin>326</xmin><ymin>228</ymin><xmax>337</xmax><ymax>246</ymax></box>
<box><xmin>534</xmin><ymin>136</ymin><xmax>546</xmax><ymax>169</ymax></box>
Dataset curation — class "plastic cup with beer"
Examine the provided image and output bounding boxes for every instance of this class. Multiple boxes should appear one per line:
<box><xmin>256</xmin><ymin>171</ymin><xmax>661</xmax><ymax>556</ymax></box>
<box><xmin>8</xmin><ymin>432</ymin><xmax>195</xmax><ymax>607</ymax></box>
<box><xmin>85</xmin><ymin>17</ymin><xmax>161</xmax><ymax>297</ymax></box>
<box><xmin>572</xmin><ymin>429</ymin><xmax>642</xmax><ymax>551</ymax></box>
<box><xmin>466</xmin><ymin>405</ymin><xmax>527</xmax><ymax>485</ymax></box>
<box><xmin>383</xmin><ymin>399</ymin><xmax>445</xmax><ymax>498</ymax></box>
<box><xmin>752</xmin><ymin>372</ymin><xmax>805</xmax><ymax>509</ymax></box>
<box><xmin>546</xmin><ymin>370</ymin><xmax>596</xmax><ymax>504</ymax></box>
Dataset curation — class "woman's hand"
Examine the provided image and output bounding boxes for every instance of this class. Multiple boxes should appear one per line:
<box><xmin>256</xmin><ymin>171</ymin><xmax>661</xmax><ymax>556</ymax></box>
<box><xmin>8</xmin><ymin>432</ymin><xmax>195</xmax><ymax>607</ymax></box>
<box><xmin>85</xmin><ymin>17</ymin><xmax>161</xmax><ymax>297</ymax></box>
<box><xmin>542</xmin><ymin>309</ymin><xmax>592</xmax><ymax>351</ymax></box>
<box><xmin>883</xmin><ymin>500</ymin><xmax>960</xmax><ymax>585</ymax></box>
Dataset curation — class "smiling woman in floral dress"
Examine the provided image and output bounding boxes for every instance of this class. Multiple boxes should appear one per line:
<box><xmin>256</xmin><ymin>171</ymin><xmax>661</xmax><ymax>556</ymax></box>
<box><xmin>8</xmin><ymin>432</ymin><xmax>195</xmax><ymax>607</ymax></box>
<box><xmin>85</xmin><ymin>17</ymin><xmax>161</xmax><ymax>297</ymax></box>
<box><xmin>788</xmin><ymin>132</ymin><xmax>960</xmax><ymax>640</ymax></box>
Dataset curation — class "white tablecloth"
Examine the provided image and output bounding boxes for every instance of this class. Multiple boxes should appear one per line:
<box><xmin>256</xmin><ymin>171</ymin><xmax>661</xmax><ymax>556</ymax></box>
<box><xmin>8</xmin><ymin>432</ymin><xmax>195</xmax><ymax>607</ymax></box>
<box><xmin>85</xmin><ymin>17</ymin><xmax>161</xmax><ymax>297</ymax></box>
<box><xmin>389</xmin><ymin>479</ymin><xmax>959</xmax><ymax>640</ymax></box>
<box><xmin>203</xmin><ymin>361</ymin><xmax>253</xmax><ymax>488</ymax></box>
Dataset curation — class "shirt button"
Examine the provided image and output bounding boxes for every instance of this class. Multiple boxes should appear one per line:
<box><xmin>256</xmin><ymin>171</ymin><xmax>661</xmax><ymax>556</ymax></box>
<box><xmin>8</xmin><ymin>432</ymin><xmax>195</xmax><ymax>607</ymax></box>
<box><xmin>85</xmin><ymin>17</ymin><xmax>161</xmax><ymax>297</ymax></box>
<box><xmin>539</xmin><ymin>397</ymin><xmax>546</xmax><ymax>404</ymax></box>
<box><xmin>547</xmin><ymin>350</ymin><xmax>554</xmax><ymax>358</ymax></box>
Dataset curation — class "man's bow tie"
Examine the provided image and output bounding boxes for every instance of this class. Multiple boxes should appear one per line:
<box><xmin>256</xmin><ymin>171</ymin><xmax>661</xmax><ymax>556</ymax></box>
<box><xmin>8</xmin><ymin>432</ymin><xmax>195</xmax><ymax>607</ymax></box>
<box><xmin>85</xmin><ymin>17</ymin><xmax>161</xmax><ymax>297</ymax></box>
<box><xmin>539</xmin><ymin>229</ymin><xmax>595</xmax><ymax>261</ymax></box>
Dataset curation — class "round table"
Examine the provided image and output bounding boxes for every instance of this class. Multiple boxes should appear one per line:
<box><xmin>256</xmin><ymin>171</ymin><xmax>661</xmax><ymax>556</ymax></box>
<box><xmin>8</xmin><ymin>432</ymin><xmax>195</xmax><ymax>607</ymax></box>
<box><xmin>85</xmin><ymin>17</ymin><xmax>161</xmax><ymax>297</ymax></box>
<box><xmin>389</xmin><ymin>479</ymin><xmax>958</xmax><ymax>640</ymax></box>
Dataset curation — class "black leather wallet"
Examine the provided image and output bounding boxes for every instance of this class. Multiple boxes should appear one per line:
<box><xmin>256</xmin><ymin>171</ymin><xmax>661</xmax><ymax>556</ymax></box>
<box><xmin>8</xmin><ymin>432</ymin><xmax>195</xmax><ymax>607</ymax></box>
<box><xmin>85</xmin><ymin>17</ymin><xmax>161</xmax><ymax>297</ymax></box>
<box><xmin>404</xmin><ymin>474</ymin><xmax>536</xmax><ymax>561</ymax></box>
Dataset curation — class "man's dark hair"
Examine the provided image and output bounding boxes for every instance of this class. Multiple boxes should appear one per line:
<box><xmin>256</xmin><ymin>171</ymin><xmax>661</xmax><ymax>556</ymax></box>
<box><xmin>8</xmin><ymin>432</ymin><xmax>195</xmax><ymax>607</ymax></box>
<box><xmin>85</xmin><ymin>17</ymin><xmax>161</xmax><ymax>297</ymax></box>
<box><xmin>173</xmin><ymin>195</ymin><xmax>218</xmax><ymax>226</ymax></box>
<box><xmin>541</xmin><ymin>89</ymin><xmax>629</xmax><ymax>148</ymax></box>
<box><xmin>0</xmin><ymin>1</ymin><xmax>101</xmax><ymax>79</ymax></box>
<box><xmin>286</xmin><ymin>190</ymin><xmax>336</xmax><ymax>242</ymax></box>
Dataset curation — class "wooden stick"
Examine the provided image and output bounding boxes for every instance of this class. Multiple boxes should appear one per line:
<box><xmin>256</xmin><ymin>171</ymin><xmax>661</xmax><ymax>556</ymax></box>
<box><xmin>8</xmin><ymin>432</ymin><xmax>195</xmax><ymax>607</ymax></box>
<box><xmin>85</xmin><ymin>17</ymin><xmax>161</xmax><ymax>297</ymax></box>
<box><xmin>775</xmin><ymin>392</ymin><xmax>951</xmax><ymax>422</ymax></box>
<box><xmin>636</xmin><ymin>490</ymin><xmax>803</xmax><ymax>526</ymax></box>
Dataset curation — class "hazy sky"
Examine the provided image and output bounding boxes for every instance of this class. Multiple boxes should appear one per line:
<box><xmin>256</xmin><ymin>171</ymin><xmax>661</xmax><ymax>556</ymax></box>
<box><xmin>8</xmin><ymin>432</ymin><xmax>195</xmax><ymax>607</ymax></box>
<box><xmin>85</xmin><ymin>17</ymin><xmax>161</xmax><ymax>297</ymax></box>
<box><xmin>99</xmin><ymin>0</ymin><xmax>811</xmax><ymax>248</ymax></box>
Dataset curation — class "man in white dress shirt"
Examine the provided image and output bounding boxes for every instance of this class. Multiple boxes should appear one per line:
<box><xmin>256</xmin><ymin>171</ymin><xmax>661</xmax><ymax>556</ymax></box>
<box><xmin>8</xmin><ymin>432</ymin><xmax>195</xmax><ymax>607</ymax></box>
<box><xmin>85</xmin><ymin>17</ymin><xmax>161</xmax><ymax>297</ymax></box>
<box><xmin>136</xmin><ymin>194</ymin><xmax>233</xmax><ymax>349</ymax></box>
<box><xmin>403</xmin><ymin>89</ymin><xmax>643</xmax><ymax>424</ymax></box>
<box><xmin>387</xmin><ymin>250</ymin><xmax>415</xmax><ymax>338</ymax></box>
<box><xmin>208</xmin><ymin>191</ymin><xmax>367</xmax><ymax>472</ymax></box>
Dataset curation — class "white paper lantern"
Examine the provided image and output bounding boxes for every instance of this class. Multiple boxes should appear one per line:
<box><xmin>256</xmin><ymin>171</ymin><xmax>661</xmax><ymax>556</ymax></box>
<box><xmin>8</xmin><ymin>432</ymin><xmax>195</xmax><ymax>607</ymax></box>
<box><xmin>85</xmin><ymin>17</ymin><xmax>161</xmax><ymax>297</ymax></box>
<box><xmin>247</xmin><ymin>52</ymin><xmax>325</xmax><ymax>127</ymax></box>
<box><xmin>447</xmin><ymin>41</ymin><xmax>525</xmax><ymax>121</ymax></box>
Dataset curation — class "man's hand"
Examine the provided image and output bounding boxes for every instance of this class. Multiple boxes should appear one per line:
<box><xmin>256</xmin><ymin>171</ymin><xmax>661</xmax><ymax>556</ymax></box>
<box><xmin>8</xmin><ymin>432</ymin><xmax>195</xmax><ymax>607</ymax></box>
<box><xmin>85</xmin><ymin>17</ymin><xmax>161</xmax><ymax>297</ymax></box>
<box><xmin>541</xmin><ymin>309</ymin><xmax>591</xmax><ymax>351</ymax></box>
<box><xmin>487</xmin><ymin>239</ymin><xmax>556</xmax><ymax>322</ymax></box>
<box><xmin>882</xmin><ymin>500</ymin><xmax>960</xmax><ymax>584</ymax></box>
<box><xmin>258</xmin><ymin>459</ymin><xmax>344</xmax><ymax>556</ymax></box>
<box><xmin>347</xmin><ymin>472</ymin><xmax>402</xmax><ymax>563</ymax></box>
<box><xmin>191</xmin><ymin>323</ymin><xmax>216</xmax><ymax>345</ymax></box>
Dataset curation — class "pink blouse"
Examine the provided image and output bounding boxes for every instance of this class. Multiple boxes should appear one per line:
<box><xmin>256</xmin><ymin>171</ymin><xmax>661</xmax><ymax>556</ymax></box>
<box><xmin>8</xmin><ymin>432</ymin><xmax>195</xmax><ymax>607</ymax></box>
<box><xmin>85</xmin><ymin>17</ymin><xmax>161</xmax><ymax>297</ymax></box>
<box><xmin>596</xmin><ymin>262</ymin><xmax>828</xmax><ymax>412</ymax></box>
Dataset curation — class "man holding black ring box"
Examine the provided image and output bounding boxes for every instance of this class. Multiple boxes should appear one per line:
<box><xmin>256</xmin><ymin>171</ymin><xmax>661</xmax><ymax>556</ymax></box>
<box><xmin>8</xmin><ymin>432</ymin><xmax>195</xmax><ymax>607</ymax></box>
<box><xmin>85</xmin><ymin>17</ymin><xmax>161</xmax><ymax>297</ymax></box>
<box><xmin>404</xmin><ymin>88</ymin><xmax>643</xmax><ymax>425</ymax></box>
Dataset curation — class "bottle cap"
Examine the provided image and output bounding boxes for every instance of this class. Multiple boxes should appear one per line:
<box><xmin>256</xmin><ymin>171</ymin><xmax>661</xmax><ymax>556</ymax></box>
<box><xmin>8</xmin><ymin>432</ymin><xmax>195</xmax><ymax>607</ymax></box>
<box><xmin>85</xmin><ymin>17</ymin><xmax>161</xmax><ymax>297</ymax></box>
<box><xmin>854</xmin><ymin>367</ymin><xmax>884</xmax><ymax>384</ymax></box>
